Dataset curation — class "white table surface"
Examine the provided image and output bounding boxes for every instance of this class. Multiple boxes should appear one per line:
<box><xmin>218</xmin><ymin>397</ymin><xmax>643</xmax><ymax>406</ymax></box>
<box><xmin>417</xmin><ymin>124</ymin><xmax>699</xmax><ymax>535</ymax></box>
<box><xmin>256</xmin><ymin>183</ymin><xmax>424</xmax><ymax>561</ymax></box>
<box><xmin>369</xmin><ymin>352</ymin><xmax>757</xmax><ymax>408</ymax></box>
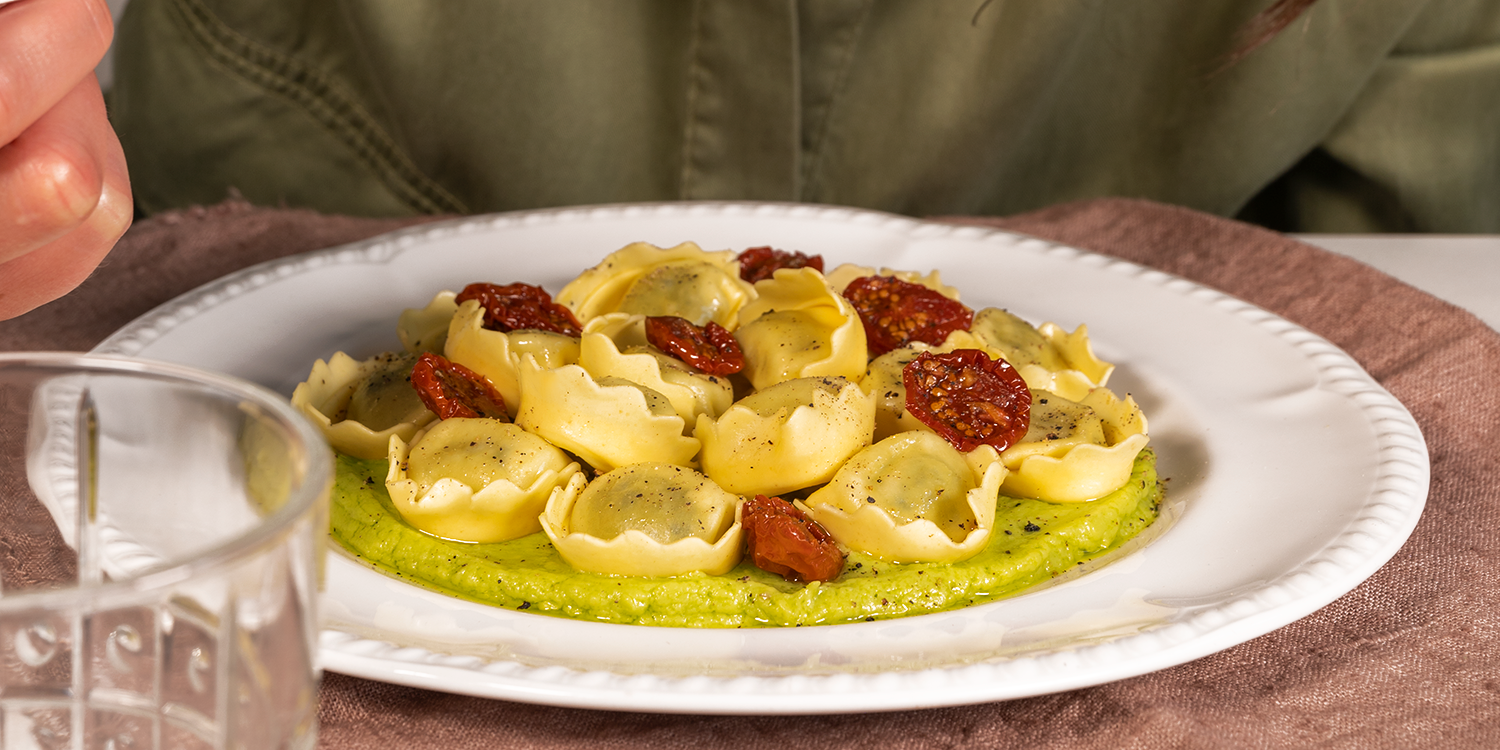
<box><xmin>1297</xmin><ymin>235</ymin><xmax>1500</xmax><ymax>332</ymax></box>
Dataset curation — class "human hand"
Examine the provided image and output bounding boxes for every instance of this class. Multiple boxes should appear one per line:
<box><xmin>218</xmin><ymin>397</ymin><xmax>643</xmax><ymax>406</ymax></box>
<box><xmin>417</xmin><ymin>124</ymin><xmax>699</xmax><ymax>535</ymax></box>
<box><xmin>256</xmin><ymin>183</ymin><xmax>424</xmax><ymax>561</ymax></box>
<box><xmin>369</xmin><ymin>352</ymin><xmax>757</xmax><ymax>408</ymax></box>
<box><xmin>1</xmin><ymin>0</ymin><xmax>131</xmax><ymax>321</ymax></box>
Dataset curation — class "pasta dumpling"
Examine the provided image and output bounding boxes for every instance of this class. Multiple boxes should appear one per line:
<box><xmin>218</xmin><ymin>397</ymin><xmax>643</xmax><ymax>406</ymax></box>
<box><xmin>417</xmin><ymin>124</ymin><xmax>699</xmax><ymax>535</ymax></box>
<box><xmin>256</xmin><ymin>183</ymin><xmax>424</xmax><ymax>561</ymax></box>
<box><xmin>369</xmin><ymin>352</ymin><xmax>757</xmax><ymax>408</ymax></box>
<box><xmin>969</xmin><ymin>308</ymin><xmax>1112</xmax><ymax>401</ymax></box>
<box><xmin>444</xmin><ymin>299</ymin><xmax>581</xmax><ymax>417</ymax></box>
<box><xmin>398</xmin><ymin>291</ymin><xmax>459</xmax><ymax>354</ymax></box>
<box><xmin>1000</xmin><ymin>387</ymin><xmax>1149</xmax><ymax>502</ymax></box>
<box><xmin>385</xmin><ymin>418</ymin><xmax>580</xmax><ymax>543</ymax></box>
<box><xmin>291</xmin><ymin>351</ymin><xmax>436</xmax><ymax>459</ymax></box>
<box><xmin>514</xmin><ymin>357</ymin><xmax>701</xmax><ymax>471</ymax></box>
<box><xmin>541</xmin><ymin>464</ymin><xmax>744</xmax><ymax>576</ymax></box>
<box><xmin>823</xmin><ymin>263</ymin><xmax>961</xmax><ymax>300</ymax></box>
<box><xmin>556</xmin><ymin>242</ymin><xmax>755</xmax><ymax>328</ymax></box>
<box><xmin>581</xmin><ymin>312</ymin><xmax>651</xmax><ymax>350</ymax></box>
<box><xmin>695</xmin><ymin>376</ymin><xmax>874</xmax><ymax>496</ymax></box>
<box><xmin>735</xmin><ymin>267</ymin><xmax>868</xmax><ymax>390</ymax></box>
<box><xmin>803</xmin><ymin>432</ymin><xmax>1004</xmax><ymax>564</ymax></box>
<box><xmin>578</xmin><ymin>319</ymin><xmax>734</xmax><ymax>426</ymax></box>
<box><xmin>862</xmin><ymin>344</ymin><xmax>931</xmax><ymax>441</ymax></box>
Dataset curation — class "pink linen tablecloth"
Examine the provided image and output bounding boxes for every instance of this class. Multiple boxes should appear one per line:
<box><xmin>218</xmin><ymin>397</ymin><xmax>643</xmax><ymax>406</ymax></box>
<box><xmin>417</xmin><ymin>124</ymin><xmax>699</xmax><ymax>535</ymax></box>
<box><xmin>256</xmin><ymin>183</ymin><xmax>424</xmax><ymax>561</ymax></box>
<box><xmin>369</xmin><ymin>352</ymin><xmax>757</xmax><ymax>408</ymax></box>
<box><xmin>3</xmin><ymin>197</ymin><xmax>1496</xmax><ymax>748</ymax></box>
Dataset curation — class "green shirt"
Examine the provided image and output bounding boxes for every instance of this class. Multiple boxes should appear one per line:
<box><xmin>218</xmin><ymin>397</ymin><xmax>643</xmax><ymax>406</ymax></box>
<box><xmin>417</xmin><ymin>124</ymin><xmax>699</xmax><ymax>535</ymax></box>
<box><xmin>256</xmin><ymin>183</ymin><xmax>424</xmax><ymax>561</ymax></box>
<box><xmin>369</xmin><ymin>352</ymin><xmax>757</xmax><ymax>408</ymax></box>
<box><xmin>109</xmin><ymin>0</ymin><xmax>1500</xmax><ymax>232</ymax></box>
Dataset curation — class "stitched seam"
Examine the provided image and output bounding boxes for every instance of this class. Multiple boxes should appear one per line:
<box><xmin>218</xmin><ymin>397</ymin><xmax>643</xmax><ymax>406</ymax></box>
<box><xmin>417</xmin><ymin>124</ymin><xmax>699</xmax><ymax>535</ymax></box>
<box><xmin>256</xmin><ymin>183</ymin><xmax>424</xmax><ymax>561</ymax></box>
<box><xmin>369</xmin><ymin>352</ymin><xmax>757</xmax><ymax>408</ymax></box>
<box><xmin>679</xmin><ymin>0</ymin><xmax>707</xmax><ymax>199</ymax></box>
<box><xmin>331</xmin><ymin>0</ymin><xmax>411</xmax><ymax>151</ymax></box>
<box><xmin>169</xmin><ymin>0</ymin><xmax>467</xmax><ymax>214</ymax></box>
<box><xmin>799</xmin><ymin>0</ymin><xmax>873</xmax><ymax>197</ymax></box>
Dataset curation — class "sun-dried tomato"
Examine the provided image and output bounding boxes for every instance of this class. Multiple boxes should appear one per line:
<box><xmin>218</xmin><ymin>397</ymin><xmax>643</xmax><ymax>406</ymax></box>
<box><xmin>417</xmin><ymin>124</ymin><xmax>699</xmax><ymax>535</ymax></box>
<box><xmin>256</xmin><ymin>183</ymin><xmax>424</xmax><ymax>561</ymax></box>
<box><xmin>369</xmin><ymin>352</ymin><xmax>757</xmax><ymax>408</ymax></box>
<box><xmin>455</xmin><ymin>282</ymin><xmax>582</xmax><ymax>336</ymax></box>
<box><xmin>842</xmin><ymin>275</ymin><xmax>973</xmax><ymax>356</ymax></box>
<box><xmin>644</xmin><ymin>315</ymin><xmax>744</xmax><ymax>376</ymax></box>
<box><xmin>410</xmin><ymin>352</ymin><xmax>509</xmax><ymax>420</ymax></box>
<box><xmin>743</xmin><ymin>495</ymin><xmax>844</xmax><ymax>583</ymax></box>
<box><xmin>903</xmin><ymin>349</ymin><xmax>1030</xmax><ymax>452</ymax></box>
<box><xmin>737</xmin><ymin>246</ymin><xmax>825</xmax><ymax>283</ymax></box>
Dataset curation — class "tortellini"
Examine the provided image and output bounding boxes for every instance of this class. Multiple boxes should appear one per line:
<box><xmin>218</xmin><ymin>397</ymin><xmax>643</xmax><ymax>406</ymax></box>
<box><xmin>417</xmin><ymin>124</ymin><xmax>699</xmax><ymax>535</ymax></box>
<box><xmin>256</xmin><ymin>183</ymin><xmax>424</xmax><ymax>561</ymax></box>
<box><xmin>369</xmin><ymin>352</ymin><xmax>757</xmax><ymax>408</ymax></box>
<box><xmin>581</xmin><ymin>312</ymin><xmax>651</xmax><ymax>350</ymax></box>
<box><xmin>695</xmin><ymin>376</ymin><xmax>875</xmax><ymax>496</ymax></box>
<box><xmin>969</xmin><ymin>308</ymin><xmax>1112</xmax><ymax>401</ymax></box>
<box><xmin>556</xmin><ymin>242</ymin><xmax>756</xmax><ymax>328</ymax></box>
<box><xmin>444</xmin><ymin>298</ymin><xmax>581</xmax><ymax>417</ymax></box>
<box><xmin>514</xmin><ymin>357</ymin><xmax>701</xmax><ymax>471</ymax></box>
<box><xmin>578</xmin><ymin>315</ymin><xmax>734</xmax><ymax>426</ymax></box>
<box><xmin>823</xmin><ymin>263</ymin><xmax>962</xmax><ymax>301</ymax></box>
<box><xmin>999</xmin><ymin>387</ymin><xmax>1150</xmax><ymax>502</ymax></box>
<box><xmin>862</xmin><ymin>343</ymin><xmax>935</xmax><ymax>441</ymax></box>
<box><xmin>386</xmin><ymin>418</ymin><xmax>580</xmax><ymax>542</ymax></box>
<box><xmin>804</xmin><ymin>432</ymin><xmax>1005</xmax><ymax>564</ymax></box>
<box><xmin>541</xmin><ymin>464</ymin><xmax>744</xmax><ymax>576</ymax></box>
<box><xmin>291</xmin><ymin>351</ymin><xmax>436</xmax><ymax>459</ymax></box>
<box><xmin>735</xmin><ymin>267</ymin><xmax>868</xmax><ymax>390</ymax></box>
<box><xmin>864</xmin><ymin>333</ymin><xmax>1146</xmax><ymax>503</ymax></box>
<box><xmin>398</xmin><ymin>290</ymin><xmax>459</xmax><ymax>354</ymax></box>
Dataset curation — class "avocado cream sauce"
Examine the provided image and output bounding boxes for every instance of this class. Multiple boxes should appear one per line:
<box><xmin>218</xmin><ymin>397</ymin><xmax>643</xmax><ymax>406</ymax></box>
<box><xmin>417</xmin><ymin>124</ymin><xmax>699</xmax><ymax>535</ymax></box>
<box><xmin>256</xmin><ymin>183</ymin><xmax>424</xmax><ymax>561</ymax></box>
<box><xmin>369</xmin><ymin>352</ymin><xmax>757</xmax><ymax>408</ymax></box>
<box><xmin>330</xmin><ymin>450</ymin><xmax>1161</xmax><ymax>628</ymax></box>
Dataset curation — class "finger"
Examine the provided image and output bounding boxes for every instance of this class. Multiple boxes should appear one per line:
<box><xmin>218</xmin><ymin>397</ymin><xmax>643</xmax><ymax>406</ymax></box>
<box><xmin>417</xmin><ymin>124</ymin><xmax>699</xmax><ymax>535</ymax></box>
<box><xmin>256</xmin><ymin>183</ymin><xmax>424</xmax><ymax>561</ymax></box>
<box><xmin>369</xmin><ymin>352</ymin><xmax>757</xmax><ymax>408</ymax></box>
<box><xmin>0</xmin><ymin>0</ymin><xmax>113</xmax><ymax>144</ymax></box>
<box><xmin>0</xmin><ymin>73</ymin><xmax>131</xmax><ymax>321</ymax></box>
<box><xmin>0</xmin><ymin>178</ymin><xmax>130</xmax><ymax>320</ymax></box>
<box><xmin>0</xmin><ymin>73</ymin><xmax>124</xmax><ymax>265</ymax></box>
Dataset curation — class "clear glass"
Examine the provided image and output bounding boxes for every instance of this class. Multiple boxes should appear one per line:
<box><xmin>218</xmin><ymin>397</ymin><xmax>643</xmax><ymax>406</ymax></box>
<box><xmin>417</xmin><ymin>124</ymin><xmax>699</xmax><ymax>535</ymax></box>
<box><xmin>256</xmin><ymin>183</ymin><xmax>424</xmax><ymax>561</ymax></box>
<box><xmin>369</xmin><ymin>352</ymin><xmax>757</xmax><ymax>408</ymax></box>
<box><xmin>0</xmin><ymin>353</ymin><xmax>330</xmax><ymax>749</ymax></box>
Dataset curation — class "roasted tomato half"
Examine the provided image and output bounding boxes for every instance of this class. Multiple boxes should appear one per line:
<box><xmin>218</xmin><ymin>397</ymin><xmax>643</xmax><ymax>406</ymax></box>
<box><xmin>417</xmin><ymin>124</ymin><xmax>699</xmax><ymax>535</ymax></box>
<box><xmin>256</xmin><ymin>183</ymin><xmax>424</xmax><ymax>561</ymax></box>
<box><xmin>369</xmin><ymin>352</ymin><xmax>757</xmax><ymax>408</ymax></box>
<box><xmin>842</xmin><ymin>275</ymin><xmax>973</xmax><ymax>356</ymax></box>
<box><xmin>737</xmin><ymin>246</ymin><xmax>825</xmax><ymax>283</ymax></box>
<box><xmin>455</xmin><ymin>282</ymin><xmax>582</xmax><ymax>336</ymax></box>
<box><xmin>410</xmin><ymin>352</ymin><xmax>509</xmax><ymax>420</ymax></box>
<box><xmin>644</xmin><ymin>315</ymin><xmax>744</xmax><ymax>376</ymax></box>
<box><xmin>742</xmin><ymin>494</ymin><xmax>844</xmax><ymax>583</ymax></box>
<box><xmin>903</xmin><ymin>349</ymin><xmax>1029</xmax><ymax>452</ymax></box>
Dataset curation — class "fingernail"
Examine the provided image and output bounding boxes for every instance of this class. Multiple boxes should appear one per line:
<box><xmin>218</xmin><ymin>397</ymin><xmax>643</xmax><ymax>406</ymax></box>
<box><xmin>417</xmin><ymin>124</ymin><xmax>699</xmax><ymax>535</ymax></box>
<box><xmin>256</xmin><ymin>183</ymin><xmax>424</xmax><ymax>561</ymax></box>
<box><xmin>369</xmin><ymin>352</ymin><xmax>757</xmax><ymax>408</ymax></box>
<box><xmin>90</xmin><ymin>181</ymin><xmax>134</xmax><ymax>242</ymax></box>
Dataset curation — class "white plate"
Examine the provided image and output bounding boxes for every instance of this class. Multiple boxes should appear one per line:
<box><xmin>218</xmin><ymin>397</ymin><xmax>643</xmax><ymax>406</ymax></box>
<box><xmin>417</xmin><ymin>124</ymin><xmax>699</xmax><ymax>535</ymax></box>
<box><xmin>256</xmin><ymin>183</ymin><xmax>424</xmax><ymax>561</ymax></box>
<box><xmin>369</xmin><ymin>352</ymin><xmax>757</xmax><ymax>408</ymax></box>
<box><xmin>95</xmin><ymin>202</ymin><xmax>1428</xmax><ymax>714</ymax></box>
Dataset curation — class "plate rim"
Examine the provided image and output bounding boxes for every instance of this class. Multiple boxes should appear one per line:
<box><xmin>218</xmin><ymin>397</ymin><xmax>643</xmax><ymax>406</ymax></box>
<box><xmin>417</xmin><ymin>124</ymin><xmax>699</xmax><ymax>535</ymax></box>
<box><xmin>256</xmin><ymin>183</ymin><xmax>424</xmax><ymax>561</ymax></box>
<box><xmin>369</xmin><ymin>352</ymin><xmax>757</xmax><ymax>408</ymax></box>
<box><xmin>94</xmin><ymin>201</ymin><xmax>1430</xmax><ymax>714</ymax></box>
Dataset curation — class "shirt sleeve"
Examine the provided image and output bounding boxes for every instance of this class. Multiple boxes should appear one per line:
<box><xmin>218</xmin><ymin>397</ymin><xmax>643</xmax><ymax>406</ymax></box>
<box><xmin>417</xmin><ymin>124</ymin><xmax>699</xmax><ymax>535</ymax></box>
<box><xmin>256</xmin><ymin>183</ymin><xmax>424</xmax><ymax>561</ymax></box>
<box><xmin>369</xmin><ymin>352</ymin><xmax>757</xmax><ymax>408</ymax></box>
<box><xmin>1243</xmin><ymin>0</ymin><xmax>1500</xmax><ymax>233</ymax></box>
